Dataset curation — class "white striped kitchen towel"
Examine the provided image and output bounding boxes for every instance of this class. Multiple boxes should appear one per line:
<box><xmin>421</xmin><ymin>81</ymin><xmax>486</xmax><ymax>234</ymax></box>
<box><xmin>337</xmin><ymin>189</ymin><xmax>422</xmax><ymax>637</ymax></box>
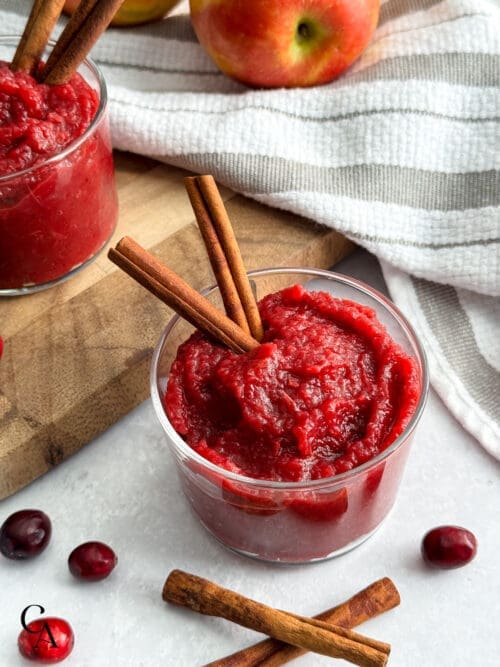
<box><xmin>2</xmin><ymin>0</ymin><xmax>499</xmax><ymax>458</ymax></box>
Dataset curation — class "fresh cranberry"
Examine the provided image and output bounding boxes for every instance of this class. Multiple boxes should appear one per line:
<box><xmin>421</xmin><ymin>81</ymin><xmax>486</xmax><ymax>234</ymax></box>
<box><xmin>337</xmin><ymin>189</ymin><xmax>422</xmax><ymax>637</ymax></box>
<box><xmin>0</xmin><ymin>336</ymin><xmax>3</xmax><ymax>359</ymax></box>
<box><xmin>421</xmin><ymin>525</ymin><xmax>477</xmax><ymax>569</ymax></box>
<box><xmin>0</xmin><ymin>509</ymin><xmax>51</xmax><ymax>559</ymax></box>
<box><xmin>18</xmin><ymin>616</ymin><xmax>74</xmax><ymax>663</ymax></box>
<box><xmin>68</xmin><ymin>541</ymin><xmax>117</xmax><ymax>581</ymax></box>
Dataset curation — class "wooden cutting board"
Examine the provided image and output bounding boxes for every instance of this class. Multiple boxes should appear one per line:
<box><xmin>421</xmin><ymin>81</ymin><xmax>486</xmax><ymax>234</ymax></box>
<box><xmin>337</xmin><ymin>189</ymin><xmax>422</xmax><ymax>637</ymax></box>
<box><xmin>0</xmin><ymin>152</ymin><xmax>354</xmax><ymax>500</ymax></box>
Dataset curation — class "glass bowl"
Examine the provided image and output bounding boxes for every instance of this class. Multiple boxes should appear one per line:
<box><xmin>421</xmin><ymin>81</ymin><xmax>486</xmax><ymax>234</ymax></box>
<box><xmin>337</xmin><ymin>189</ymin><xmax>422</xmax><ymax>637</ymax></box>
<box><xmin>151</xmin><ymin>268</ymin><xmax>428</xmax><ymax>563</ymax></box>
<box><xmin>0</xmin><ymin>36</ymin><xmax>118</xmax><ymax>295</ymax></box>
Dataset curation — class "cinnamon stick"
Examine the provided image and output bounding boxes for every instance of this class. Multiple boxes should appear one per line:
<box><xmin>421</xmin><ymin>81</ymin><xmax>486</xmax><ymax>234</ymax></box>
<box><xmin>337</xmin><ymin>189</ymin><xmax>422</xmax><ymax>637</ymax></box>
<box><xmin>163</xmin><ymin>570</ymin><xmax>390</xmax><ymax>667</ymax></box>
<box><xmin>39</xmin><ymin>0</ymin><xmax>98</xmax><ymax>80</ymax></box>
<box><xmin>186</xmin><ymin>175</ymin><xmax>264</xmax><ymax>341</ymax></box>
<box><xmin>41</xmin><ymin>0</ymin><xmax>124</xmax><ymax>85</ymax></box>
<box><xmin>204</xmin><ymin>577</ymin><xmax>400</xmax><ymax>667</ymax></box>
<box><xmin>185</xmin><ymin>176</ymin><xmax>251</xmax><ymax>335</ymax></box>
<box><xmin>108</xmin><ymin>237</ymin><xmax>259</xmax><ymax>354</ymax></box>
<box><xmin>11</xmin><ymin>0</ymin><xmax>66</xmax><ymax>75</ymax></box>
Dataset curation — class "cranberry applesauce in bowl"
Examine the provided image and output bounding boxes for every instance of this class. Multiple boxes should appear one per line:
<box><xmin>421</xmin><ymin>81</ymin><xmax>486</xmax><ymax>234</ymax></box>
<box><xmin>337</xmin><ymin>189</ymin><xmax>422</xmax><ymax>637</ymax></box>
<box><xmin>151</xmin><ymin>268</ymin><xmax>428</xmax><ymax>563</ymax></box>
<box><xmin>0</xmin><ymin>37</ymin><xmax>118</xmax><ymax>295</ymax></box>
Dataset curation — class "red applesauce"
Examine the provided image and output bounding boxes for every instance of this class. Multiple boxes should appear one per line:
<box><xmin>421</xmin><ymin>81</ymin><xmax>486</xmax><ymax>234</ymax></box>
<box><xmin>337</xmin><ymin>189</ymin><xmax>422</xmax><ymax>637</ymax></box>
<box><xmin>0</xmin><ymin>61</ymin><xmax>117</xmax><ymax>289</ymax></box>
<box><xmin>165</xmin><ymin>285</ymin><xmax>421</xmax><ymax>560</ymax></box>
<box><xmin>167</xmin><ymin>285</ymin><xmax>419</xmax><ymax>480</ymax></box>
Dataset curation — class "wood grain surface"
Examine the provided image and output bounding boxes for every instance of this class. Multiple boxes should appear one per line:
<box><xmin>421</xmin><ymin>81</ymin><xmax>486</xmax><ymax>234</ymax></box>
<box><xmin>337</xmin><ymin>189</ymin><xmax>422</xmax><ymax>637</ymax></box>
<box><xmin>0</xmin><ymin>152</ymin><xmax>354</xmax><ymax>500</ymax></box>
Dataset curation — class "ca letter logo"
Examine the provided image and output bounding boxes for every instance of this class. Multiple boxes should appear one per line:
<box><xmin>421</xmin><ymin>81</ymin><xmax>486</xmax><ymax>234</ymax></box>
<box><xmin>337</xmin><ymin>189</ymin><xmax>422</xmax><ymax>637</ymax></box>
<box><xmin>20</xmin><ymin>605</ymin><xmax>58</xmax><ymax>650</ymax></box>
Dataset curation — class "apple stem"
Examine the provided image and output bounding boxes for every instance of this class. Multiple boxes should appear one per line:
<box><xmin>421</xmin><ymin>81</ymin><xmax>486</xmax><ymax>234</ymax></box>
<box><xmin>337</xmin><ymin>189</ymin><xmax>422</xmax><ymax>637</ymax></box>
<box><xmin>297</xmin><ymin>21</ymin><xmax>311</xmax><ymax>41</ymax></box>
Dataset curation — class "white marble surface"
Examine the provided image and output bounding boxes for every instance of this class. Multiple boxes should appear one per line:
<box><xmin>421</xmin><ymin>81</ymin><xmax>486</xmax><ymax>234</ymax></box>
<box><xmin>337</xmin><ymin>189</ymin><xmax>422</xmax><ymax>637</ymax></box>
<box><xmin>1</xmin><ymin>251</ymin><xmax>499</xmax><ymax>666</ymax></box>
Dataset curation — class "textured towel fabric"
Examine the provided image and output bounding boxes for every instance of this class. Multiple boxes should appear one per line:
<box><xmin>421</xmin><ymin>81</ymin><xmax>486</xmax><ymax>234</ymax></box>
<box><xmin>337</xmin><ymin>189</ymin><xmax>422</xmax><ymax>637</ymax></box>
<box><xmin>2</xmin><ymin>0</ymin><xmax>499</xmax><ymax>457</ymax></box>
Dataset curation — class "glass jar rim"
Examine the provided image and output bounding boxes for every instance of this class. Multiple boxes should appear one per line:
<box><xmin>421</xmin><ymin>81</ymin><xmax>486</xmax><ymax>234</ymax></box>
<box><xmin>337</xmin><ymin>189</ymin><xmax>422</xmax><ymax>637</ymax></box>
<box><xmin>150</xmin><ymin>267</ymin><xmax>429</xmax><ymax>491</ymax></box>
<box><xmin>0</xmin><ymin>35</ymin><xmax>108</xmax><ymax>184</ymax></box>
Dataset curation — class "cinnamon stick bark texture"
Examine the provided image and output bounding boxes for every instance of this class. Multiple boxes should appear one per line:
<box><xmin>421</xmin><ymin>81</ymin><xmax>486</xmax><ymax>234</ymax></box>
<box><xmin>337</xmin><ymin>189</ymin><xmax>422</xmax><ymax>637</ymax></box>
<box><xmin>204</xmin><ymin>577</ymin><xmax>400</xmax><ymax>667</ymax></box>
<box><xmin>108</xmin><ymin>237</ymin><xmax>259</xmax><ymax>354</ymax></box>
<box><xmin>11</xmin><ymin>0</ymin><xmax>66</xmax><ymax>75</ymax></box>
<box><xmin>184</xmin><ymin>176</ymin><xmax>251</xmax><ymax>335</ymax></box>
<box><xmin>185</xmin><ymin>175</ymin><xmax>265</xmax><ymax>341</ymax></box>
<box><xmin>163</xmin><ymin>570</ymin><xmax>391</xmax><ymax>667</ymax></box>
<box><xmin>41</xmin><ymin>0</ymin><xmax>125</xmax><ymax>84</ymax></box>
<box><xmin>40</xmin><ymin>0</ymin><xmax>98</xmax><ymax>81</ymax></box>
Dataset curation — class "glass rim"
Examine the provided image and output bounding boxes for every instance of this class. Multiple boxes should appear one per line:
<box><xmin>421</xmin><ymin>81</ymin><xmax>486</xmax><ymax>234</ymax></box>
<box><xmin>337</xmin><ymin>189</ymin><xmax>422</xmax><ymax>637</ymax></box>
<box><xmin>0</xmin><ymin>35</ymin><xmax>108</xmax><ymax>184</ymax></box>
<box><xmin>150</xmin><ymin>267</ymin><xmax>429</xmax><ymax>491</ymax></box>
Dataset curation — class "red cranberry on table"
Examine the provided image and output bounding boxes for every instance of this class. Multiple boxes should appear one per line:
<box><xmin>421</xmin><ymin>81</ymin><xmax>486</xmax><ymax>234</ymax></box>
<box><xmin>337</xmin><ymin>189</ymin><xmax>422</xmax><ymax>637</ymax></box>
<box><xmin>68</xmin><ymin>541</ymin><xmax>117</xmax><ymax>581</ymax></box>
<box><xmin>0</xmin><ymin>509</ymin><xmax>51</xmax><ymax>560</ymax></box>
<box><xmin>18</xmin><ymin>616</ymin><xmax>74</xmax><ymax>663</ymax></box>
<box><xmin>421</xmin><ymin>525</ymin><xmax>477</xmax><ymax>569</ymax></box>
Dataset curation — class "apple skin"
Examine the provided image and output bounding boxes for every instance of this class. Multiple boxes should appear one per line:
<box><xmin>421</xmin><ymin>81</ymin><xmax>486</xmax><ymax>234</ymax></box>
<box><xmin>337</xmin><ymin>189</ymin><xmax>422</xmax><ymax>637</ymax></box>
<box><xmin>63</xmin><ymin>0</ymin><xmax>181</xmax><ymax>26</ymax></box>
<box><xmin>189</xmin><ymin>0</ymin><xmax>380</xmax><ymax>88</ymax></box>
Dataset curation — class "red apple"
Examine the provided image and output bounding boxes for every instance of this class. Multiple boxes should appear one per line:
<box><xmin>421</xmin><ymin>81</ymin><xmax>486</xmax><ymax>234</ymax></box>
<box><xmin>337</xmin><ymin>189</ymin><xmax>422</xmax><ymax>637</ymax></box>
<box><xmin>189</xmin><ymin>0</ymin><xmax>380</xmax><ymax>88</ymax></box>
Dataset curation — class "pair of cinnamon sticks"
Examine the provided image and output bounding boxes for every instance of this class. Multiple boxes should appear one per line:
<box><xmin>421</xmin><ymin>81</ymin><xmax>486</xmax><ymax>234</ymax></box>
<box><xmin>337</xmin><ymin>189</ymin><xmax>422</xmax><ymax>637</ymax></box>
<box><xmin>163</xmin><ymin>570</ymin><xmax>399</xmax><ymax>667</ymax></box>
<box><xmin>11</xmin><ymin>0</ymin><xmax>124</xmax><ymax>84</ymax></box>
<box><xmin>109</xmin><ymin>176</ymin><xmax>264</xmax><ymax>353</ymax></box>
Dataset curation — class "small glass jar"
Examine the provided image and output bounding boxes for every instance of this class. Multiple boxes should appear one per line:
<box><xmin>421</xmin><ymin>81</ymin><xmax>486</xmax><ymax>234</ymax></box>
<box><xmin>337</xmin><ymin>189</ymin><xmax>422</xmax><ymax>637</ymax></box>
<box><xmin>151</xmin><ymin>268</ymin><xmax>429</xmax><ymax>563</ymax></box>
<box><xmin>0</xmin><ymin>37</ymin><xmax>118</xmax><ymax>295</ymax></box>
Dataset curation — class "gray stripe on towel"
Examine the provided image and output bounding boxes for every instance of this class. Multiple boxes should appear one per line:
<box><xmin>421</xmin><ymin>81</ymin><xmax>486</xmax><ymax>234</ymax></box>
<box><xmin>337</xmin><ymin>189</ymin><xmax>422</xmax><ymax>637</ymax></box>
<box><xmin>344</xmin><ymin>53</ymin><xmax>500</xmax><ymax>88</ymax></box>
<box><xmin>412</xmin><ymin>278</ymin><xmax>500</xmax><ymax>422</ymax></box>
<box><xmin>114</xmin><ymin>94</ymin><xmax>500</xmax><ymax>123</ymax></box>
<box><xmin>102</xmin><ymin>51</ymin><xmax>500</xmax><ymax>90</ymax></box>
<box><xmin>379</xmin><ymin>0</ymin><xmax>445</xmax><ymax>26</ymax></box>
<box><xmin>373</xmin><ymin>12</ymin><xmax>493</xmax><ymax>48</ymax></box>
<box><xmin>165</xmin><ymin>156</ymin><xmax>500</xmax><ymax>211</ymax></box>
<box><xmin>349</xmin><ymin>234</ymin><xmax>500</xmax><ymax>250</ymax></box>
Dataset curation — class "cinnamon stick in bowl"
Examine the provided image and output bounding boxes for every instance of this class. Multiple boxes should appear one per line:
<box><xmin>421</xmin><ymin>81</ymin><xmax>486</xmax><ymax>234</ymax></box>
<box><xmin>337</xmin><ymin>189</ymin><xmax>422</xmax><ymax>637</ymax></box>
<box><xmin>108</xmin><ymin>236</ymin><xmax>259</xmax><ymax>354</ymax></box>
<box><xmin>11</xmin><ymin>0</ymin><xmax>125</xmax><ymax>85</ymax></box>
<box><xmin>11</xmin><ymin>0</ymin><xmax>66</xmax><ymax>75</ymax></box>
<box><xmin>41</xmin><ymin>0</ymin><xmax>125</xmax><ymax>84</ymax></box>
<box><xmin>185</xmin><ymin>175</ymin><xmax>264</xmax><ymax>341</ymax></box>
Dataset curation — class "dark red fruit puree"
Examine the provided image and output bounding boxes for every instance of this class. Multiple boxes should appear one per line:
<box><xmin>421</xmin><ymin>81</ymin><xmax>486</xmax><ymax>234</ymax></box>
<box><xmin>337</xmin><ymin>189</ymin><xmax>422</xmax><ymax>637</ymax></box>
<box><xmin>165</xmin><ymin>285</ymin><xmax>421</xmax><ymax>561</ymax></box>
<box><xmin>0</xmin><ymin>61</ymin><xmax>117</xmax><ymax>289</ymax></box>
